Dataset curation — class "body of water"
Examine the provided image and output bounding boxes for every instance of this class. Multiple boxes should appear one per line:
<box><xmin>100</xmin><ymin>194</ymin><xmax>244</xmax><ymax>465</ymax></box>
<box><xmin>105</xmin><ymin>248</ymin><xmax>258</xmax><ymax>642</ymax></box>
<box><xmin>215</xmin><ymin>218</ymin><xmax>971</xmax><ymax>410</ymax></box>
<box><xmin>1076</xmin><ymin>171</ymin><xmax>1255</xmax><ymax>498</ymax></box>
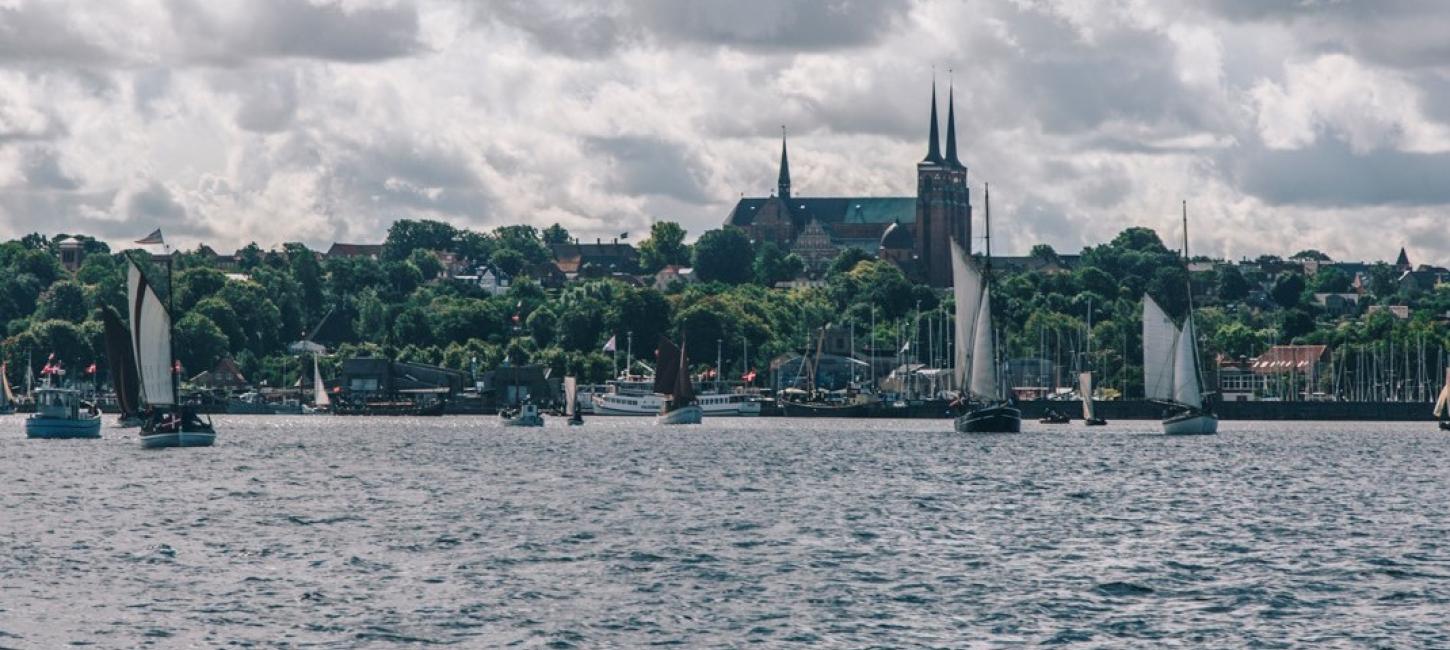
<box><xmin>2</xmin><ymin>416</ymin><xmax>1448</xmax><ymax>647</ymax></box>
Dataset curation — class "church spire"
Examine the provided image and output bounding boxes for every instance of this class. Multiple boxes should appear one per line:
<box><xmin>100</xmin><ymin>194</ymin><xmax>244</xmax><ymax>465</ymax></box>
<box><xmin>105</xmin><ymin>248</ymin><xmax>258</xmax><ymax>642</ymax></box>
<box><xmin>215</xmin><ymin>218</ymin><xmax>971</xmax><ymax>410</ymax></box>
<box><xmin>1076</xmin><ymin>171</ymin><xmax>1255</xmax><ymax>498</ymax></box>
<box><xmin>945</xmin><ymin>76</ymin><xmax>963</xmax><ymax>169</ymax></box>
<box><xmin>777</xmin><ymin>125</ymin><xmax>791</xmax><ymax>200</ymax></box>
<box><xmin>922</xmin><ymin>78</ymin><xmax>943</xmax><ymax>165</ymax></box>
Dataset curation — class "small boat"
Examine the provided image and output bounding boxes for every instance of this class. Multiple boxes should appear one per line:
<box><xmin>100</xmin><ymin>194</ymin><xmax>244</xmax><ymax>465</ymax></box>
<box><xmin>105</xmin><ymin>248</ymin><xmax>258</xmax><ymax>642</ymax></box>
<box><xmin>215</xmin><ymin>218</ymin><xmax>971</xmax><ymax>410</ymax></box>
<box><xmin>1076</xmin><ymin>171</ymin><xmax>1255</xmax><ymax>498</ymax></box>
<box><xmin>126</xmin><ymin>254</ymin><xmax>216</xmax><ymax>448</ymax></box>
<box><xmin>565</xmin><ymin>376</ymin><xmax>584</xmax><ymax>426</ymax></box>
<box><xmin>1038</xmin><ymin>409</ymin><xmax>1070</xmax><ymax>424</ymax></box>
<box><xmin>654</xmin><ymin>336</ymin><xmax>702</xmax><ymax>425</ymax></box>
<box><xmin>1080</xmin><ymin>372</ymin><xmax>1107</xmax><ymax>426</ymax></box>
<box><xmin>307</xmin><ymin>355</ymin><xmax>331</xmax><ymax>415</ymax></box>
<box><xmin>501</xmin><ymin>402</ymin><xmax>544</xmax><ymax>427</ymax></box>
<box><xmin>950</xmin><ymin>185</ymin><xmax>1021</xmax><ymax>434</ymax></box>
<box><xmin>1142</xmin><ymin>203</ymin><xmax>1217</xmax><ymax>436</ymax></box>
<box><xmin>0</xmin><ymin>361</ymin><xmax>15</xmax><ymax>415</ymax></box>
<box><xmin>1434</xmin><ymin>368</ymin><xmax>1450</xmax><ymax>431</ymax></box>
<box><xmin>780</xmin><ymin>397</ymin><xmax>871</xmax><ymax>418</ymax></box>
<box><xmin>25</xmin><ymin>385</ymin><xmax>102</xmax><ymax>439</ymax></box>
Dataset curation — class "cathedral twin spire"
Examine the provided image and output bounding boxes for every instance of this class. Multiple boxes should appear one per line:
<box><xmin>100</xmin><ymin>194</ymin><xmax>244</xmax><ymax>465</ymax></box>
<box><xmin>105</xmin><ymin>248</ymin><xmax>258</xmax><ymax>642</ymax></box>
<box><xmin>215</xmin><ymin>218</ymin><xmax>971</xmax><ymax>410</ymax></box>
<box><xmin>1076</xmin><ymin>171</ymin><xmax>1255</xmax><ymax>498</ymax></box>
<box><xmin>922</xmin><ymin>77</ymin><xmax>964</xmax><ymax>170</ymax></box>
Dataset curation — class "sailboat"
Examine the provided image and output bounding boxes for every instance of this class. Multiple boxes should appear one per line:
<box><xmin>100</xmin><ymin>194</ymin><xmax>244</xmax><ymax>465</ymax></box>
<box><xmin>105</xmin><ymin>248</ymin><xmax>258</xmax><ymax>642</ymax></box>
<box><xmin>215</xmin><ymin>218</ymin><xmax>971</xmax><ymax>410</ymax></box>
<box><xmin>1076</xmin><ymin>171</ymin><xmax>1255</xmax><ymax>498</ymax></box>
<box><xmin>101</xmin><ymin>306</ymin><xmax>143</xmax><ymax>427</ymax></box>
<box><xmin>127</xmin><ymin>256</ymin><xmax>216</xmax><ymax>447</ymax></box>
<box><xmin>951</xmin><ymin>184</ymin><xmax>1021</xmax><ymax>433</ymax></box>
<box><xmin>306</xmin><ymin>355</ymin><xmax>331</xmax><ymax>414</ymax></box>
<box><xmin>1434</xmin><ymin>368</ymin><xmax>1450</xmax><ymax>431</ymax></box>
<box><xmin>1141</xmin><ymin>202</ymin><xmax>1218</xmax><ymax>436</ymax></box>
<box><xmin>654</xmin><ymin>336</ymin><xmax>702</xmax><ymax>425</ymax></box>
<box><xmin>565</xmin><ymin>376</ymin><xmax>584</xmax><ymax>425</ymax></box>
<box><xmin>1080</xmin><ymin>372</ymin><xmax>1107</xmax><ymax>426</ymax></box>
<box><xmin>0</xmin><ymin>362</ymin><xmax>14</xmax><ymax>415</ymax></box>
<box><xmin>1081</xmin><ymin>299</ymin><xmax>1107</xmax><ymax>426</ymax></box>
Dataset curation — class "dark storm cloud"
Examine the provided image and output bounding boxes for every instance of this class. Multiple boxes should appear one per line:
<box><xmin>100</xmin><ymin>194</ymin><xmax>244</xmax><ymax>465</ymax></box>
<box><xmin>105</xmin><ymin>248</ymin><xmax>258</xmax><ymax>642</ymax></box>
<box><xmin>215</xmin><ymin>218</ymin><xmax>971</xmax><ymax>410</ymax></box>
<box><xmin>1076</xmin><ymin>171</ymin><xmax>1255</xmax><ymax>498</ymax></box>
<box><xmin>1230</xmin><ymin>139</ymin><xmax>1450</xmax><ymax>208</ymax></box>
<box><xmin>167</xmin><ymin>0</ymin><xmax>424</xmax><ymax>64</ymax></box>
<box><xmin>20</xmin><ymin>147</ymin><xmax>80</xmax><ymax>190</ymax></box>
<box><xmin>1201</xmin><ymin>0</ymin><xmax>1450</xmax><ymax>69</ymax></box>
<box><xmin>479</xmin><ymin>0</ymin><xmax>912</xmax><ymax>58</ymax></box>
<box><xmin>587</xmin><ymin>135</ymin><xmax>709</xmax><ymax>204</ymax></box>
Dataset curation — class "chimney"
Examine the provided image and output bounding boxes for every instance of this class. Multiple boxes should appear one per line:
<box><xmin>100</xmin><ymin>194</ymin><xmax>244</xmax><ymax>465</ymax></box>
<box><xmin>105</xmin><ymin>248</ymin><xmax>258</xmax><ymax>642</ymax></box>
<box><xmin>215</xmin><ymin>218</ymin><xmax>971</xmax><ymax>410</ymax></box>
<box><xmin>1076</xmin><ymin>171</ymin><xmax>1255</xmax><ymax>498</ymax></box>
<box><xmin>596</xmin><ymin>237</ymin><xmax>601</xmax><ymax>245</ymax></box>
<box><xmin>613</xmin><ymin>238</ymin><xmax>618</xmax><ymax>245</ymax></box>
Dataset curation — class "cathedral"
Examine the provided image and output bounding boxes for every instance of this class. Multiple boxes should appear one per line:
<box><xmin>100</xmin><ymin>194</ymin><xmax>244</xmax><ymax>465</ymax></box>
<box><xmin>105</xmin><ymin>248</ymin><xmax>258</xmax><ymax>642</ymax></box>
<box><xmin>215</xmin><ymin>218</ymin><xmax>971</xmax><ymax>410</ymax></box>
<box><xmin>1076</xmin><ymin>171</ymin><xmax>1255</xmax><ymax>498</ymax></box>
<box><xmin>723</xmin><ymin>82</ymin><xmax>972</xmax><ymax>287</ymax></box>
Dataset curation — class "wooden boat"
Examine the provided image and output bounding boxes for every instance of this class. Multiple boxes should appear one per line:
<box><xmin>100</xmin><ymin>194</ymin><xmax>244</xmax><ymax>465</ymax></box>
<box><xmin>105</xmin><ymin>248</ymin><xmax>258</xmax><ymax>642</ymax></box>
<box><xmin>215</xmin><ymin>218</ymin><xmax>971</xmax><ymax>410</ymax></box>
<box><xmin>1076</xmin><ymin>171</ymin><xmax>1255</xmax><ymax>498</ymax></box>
<box><xmin>951</xmin><ymin>184</ymin><xmax>1020</xmax><ymax>434</ymax></box>
<box><xmin>1142</xmin><ymin>203</ymin><xmax>1217</xmax><ymax>436</ymax></box>
<box><xmin>126</xmin><ymin>254</ymin><xmax>215</xmax><ymax>448</ymax></box>
<box><xmin>654</xmin><ymin>336</ymin><xmax>702</xmax><ymax>425</ymax></box>
<box><xmin>565</xmin><ymin>376</ymin><xmax>584</xmax><ymax>426</ymax></box>
<box><xmin>1081</xmin><ymin>372</ymin><xmax>1107</xmax><ymax>426</ymax></box>
<box><xmin>0</xmin><ymin>361</ymin><xmax>15</xmax><ymax>415</ymax></box>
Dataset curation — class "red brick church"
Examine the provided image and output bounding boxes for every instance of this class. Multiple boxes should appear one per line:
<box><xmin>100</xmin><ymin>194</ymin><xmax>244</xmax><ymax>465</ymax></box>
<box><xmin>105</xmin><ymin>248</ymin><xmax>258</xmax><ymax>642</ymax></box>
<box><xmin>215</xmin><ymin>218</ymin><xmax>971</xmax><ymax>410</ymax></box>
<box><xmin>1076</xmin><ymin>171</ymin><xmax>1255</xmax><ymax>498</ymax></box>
<box><xmin>724</xmin><ymin>82</ymin><xmax>973</xmax><ymax>286</ymax></box>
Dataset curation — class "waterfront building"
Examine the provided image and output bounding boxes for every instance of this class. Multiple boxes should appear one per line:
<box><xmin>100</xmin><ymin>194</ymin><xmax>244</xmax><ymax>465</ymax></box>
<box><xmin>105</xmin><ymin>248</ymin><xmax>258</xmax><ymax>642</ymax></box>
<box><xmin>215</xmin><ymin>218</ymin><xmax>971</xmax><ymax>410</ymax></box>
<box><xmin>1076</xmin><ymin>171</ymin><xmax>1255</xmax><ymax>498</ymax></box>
<box><xmin>724</xmin><ymin>80</ymin><xmax>972</xmax><ymax>286</ymax></box>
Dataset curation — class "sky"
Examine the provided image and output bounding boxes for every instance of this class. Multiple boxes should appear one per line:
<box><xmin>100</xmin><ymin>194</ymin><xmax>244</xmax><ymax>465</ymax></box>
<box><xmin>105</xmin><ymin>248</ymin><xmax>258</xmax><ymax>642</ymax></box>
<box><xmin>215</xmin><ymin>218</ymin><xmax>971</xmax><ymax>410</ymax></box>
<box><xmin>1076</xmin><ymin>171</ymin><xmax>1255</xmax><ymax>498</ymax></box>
<box><xmin>1</xmin><ymin>0</ymin><xmax>1448</xmax><ymax>263</ymax></box>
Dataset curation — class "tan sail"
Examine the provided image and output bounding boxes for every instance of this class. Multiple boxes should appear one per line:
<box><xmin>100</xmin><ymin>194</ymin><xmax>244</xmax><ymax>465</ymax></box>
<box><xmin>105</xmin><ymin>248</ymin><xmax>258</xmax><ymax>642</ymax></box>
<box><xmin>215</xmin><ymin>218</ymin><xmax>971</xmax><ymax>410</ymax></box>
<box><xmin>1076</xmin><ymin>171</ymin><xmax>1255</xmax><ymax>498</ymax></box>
<box><xmin>1080</xmin><ymin>371</ymin><xmax>1095</xmax><ymax>421</ymax></box>
<box><xmin>1435</xmin><ymin>368</ymin><xmax>1450</xmax><ymax>419</ymax></box>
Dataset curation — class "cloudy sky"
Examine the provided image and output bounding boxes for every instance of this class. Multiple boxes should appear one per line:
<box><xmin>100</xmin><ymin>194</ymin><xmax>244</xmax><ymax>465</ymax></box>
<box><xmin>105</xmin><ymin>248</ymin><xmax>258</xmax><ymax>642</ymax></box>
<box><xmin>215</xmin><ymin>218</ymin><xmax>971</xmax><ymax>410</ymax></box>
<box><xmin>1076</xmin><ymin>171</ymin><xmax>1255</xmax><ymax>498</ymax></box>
<box><xmin>1</xmin><ymin>0</ymin><xmax>1448</xmax><ymax>262</ymax></box>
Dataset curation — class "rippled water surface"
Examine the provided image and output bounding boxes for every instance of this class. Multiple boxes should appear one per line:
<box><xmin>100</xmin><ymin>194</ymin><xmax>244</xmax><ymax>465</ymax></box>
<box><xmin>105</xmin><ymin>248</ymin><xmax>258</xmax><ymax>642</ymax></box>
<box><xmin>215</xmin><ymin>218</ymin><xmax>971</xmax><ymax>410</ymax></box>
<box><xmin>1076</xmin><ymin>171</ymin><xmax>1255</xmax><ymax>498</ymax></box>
<box><xmin>3</xmin><ymin>415</ymin><xmax>1450</xmax><ymax>647</ymax></box>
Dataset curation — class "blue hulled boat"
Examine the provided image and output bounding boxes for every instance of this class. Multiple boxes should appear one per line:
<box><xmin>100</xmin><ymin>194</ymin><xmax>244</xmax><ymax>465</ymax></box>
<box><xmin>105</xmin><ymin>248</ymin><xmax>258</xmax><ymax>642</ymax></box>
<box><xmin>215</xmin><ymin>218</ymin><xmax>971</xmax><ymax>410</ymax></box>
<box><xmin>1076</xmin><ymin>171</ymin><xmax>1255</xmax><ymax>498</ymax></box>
<box><xmin>25</xmin><ymin>386</ymin><xmax>101</xmax><ymax>439</ymax></box>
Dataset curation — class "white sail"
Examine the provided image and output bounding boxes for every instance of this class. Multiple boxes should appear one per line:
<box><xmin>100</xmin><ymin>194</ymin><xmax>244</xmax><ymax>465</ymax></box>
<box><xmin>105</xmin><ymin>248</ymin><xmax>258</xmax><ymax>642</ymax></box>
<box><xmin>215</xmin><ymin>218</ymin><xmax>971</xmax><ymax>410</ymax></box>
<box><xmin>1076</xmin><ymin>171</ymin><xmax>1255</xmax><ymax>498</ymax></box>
<box><xmin>1435</xmin><ymin>368</ymin><xmax>1450</xmax><ymax>418</ymax></box>
<box><xmin>1080</xmin><ymin>371</ymin><xmax>1095</xmax><ymax>420</ymax></box>
<box><xmin>127</xmin><ymin>261</ymin><xmax>176</xmax><ymax>406</ymax></box>
<box><xmin>1172</xmin><ymin>316</ymin><xmax>1203</xmax><ymax>409</ymax></box>
<box><xmin>969</xmin><ymin>287</ymin><xmax>998</xmax><ymax>401</ymax></box>
<box><xmin>313</xmin><ymin>356</ymin><xmax>330</xmax><ymax>407</ymax></box>
<box><xmin>950</xmin><ymin>239</ymin><xmax>982</xmax><ymax>391</ymax></box>
<box><xmin>564</xmin><ymin>376</ymin><xmax>578</xmax><ymax>418</ymax></box>
<box><xmin>1142</xmin><ymin>295</ymin><xmax>1179</xmax><ymax>402</ymax></box>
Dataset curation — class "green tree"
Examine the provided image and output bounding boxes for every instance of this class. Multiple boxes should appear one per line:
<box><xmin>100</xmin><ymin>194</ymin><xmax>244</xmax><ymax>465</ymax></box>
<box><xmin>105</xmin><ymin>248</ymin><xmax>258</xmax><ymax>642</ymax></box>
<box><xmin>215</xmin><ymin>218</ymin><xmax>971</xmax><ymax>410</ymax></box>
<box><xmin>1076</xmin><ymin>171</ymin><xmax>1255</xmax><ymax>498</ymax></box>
<box><xmin>35</xmin><ymin>281</ymin><xmax>88</xmax><ymax>323</ymax></box>
<box><xmin>754</xmin><ymin>242</ymin><xmax>803</xmax><ymax>286</ymax></box>
<box><xmin>1270</xmin><ymin>273</ymin><xmax>1306</xmax><ymax>309</ymax></box>
<box><xmin>827</xmin><ymin>248</ymin><xmax>875</xmax><ymax>276</ymax></box>
<box><xmin>175</xmin><ymin>313</ymin><xmax>229</xmax><ymax>375</ymax></box>
<box><xmin>1310</xmin><ymin>267</ymin><xmax>1352</xmax><ymax>293</ymax></box>
<box><xmin>1290</xmin><ymin>249</ymin><xmax>1332</xmax><ymax>262</ymax></box>
<box><xmin>637</xmin><ymin>221</ymin><xmax>690</xmax><ymax>273</ymax></box>
<box><xmin>383</xmin><ymin>219</ymin><xmax>458</xmax><ymax>261</ymax></box>
<box><xmin>542</xmin><ymin>223</ymin><xmax>572</xmax><ymax>245</ymax></box>
<box><xmin>492</xmin><ymin>225</ymin><xmax>550</xmax><ymax>265</ymax></box>
<box><xmin>175</xmin><ymin>267</ymin><xmax>228</xmax><ymax>311</ymax></box>
<box><xmin>285</xmin><ymin>243</ymin><xmax>326</xmax><ymax>323</ymax></box>
<box><xmin>692</xmin><ymin>228</ymin><xmax>754</xmax><ymax>284</ymax></box>
<box><xmin>1216</xmin><ymin>265</ymin><xmax>1250</xmax><ymax>302</ymax></box>
<box><xmin>490</xmin><ymin>248</ymin><xmax>526</xmax><ymax>277</ymax></box>
<box><xmin>409</xmin><ymin>249</ymin><xmax>444</xmax><ymax>281</ymax></box>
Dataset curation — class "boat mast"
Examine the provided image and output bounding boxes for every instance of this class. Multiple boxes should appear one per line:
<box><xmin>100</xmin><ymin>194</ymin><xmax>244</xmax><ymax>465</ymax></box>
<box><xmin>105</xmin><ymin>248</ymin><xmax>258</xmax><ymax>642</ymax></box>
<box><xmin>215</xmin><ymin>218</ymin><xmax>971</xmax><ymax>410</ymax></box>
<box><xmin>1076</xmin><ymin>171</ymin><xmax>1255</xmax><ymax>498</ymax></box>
<box><xmin>1183</xmin><ymin>200</ymin><xmax>1206</xmax><ymax>402</ymax></box>
<box><xmin>983</xmin><ymin>182</ymin><xmax>1000</xmax><ymax>400</ymax></box>
<box><xmin>166</xmin><ymin>244</ymin><xmax>178</xmax><ymax>409</ymax></box>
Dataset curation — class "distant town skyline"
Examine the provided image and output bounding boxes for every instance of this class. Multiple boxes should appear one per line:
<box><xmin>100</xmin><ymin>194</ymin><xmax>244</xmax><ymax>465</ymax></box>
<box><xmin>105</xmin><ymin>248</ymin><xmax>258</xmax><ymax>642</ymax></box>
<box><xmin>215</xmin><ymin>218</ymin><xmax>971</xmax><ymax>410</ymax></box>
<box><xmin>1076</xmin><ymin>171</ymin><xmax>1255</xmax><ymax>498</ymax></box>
<box><xmin>1</xmin><ymin>1</ymin><xmax>1448</xmax><ymax>262</ymax></box>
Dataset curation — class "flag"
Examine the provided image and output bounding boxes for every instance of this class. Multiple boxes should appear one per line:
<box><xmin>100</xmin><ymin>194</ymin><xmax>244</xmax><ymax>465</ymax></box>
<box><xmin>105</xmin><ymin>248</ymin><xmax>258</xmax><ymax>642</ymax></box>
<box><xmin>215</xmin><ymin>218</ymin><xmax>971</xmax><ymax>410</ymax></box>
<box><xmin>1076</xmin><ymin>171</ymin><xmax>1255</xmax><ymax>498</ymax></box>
<box><xmin>619</xmin><ymin>232</ymin><xmax>628</xmax><ymax>240</ymax></box>
<box><xmin>899</xmin><ymin>341</ymin><xmax>911</xmax><ymax>354</ymax></box>
<box><xmin>172</xmin><ymin>360</ymin><xmax>182</xmax><ymax>374</ymax></box>
<box><xmin>135</xmin><ymin>228</ymin><xmax>165</xmax><ymax>245</ymax></box>
<box><xmin>741</xmin><ymin>369</ymin><xmax>757</xmax><ymax>383</ymax></box>
<box><xmin>86</xmin><ymin>363</ymin><xmax>97</xmax><ymax>375</ymax></box>
<box><xmin>603</xmin><ymin>335</ymin><xmax>617</xmax><ymax>353</ymax></box>
<box><xmin>41</xmin><ymin>363</ymin><xmax>53</xmax><ymax>376</ymax></box>
<box><xmin>47</xmin><ymin>352</ymin><xmax>55</xmax><ymax>361</ymax></box>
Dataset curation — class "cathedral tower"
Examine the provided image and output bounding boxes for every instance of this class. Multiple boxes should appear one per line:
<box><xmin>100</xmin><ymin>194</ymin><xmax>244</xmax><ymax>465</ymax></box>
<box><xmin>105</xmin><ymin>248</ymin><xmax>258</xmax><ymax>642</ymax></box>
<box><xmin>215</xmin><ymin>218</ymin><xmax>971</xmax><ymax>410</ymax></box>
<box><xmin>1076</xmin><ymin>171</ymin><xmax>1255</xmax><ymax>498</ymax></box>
<box><xmin>914</xmin><ymin>80</ymin><xmax>972</xmax><ymax>286</ymax></box>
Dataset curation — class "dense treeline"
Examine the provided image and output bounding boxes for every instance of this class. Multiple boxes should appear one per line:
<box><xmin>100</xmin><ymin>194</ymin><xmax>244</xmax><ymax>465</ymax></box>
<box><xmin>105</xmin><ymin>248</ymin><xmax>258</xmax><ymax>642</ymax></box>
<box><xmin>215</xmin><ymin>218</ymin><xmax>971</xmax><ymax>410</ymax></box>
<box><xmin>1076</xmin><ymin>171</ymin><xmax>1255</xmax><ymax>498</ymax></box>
<box><xmin>3</xmin><ymin>220</ymin><xmax>1450</xmax><ymax>397</ymax></box>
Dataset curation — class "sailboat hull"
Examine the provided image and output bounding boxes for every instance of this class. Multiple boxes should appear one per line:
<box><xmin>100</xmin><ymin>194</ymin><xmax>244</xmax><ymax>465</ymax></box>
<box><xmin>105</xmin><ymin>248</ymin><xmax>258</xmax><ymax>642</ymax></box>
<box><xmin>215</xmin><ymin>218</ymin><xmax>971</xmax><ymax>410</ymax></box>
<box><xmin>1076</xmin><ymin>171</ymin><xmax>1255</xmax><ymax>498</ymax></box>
<box><xmin>656</xmin><ymin>405</ymin><xmax>702</xmax><ymax>425</ymax></box>
<box><xmin>954</xmin><ymin>403</ymin><xmax>1022</xmax><ymax>434</ymax></box>
<box><xmin>1162</xmin><ymin>411</ymin><xmax>1217</xmax><ymax>435</ymax></box>
<box><xmin>140</xmin><ymin>431</ymin><xmax>216</xmax><ymax>448</ymax></box>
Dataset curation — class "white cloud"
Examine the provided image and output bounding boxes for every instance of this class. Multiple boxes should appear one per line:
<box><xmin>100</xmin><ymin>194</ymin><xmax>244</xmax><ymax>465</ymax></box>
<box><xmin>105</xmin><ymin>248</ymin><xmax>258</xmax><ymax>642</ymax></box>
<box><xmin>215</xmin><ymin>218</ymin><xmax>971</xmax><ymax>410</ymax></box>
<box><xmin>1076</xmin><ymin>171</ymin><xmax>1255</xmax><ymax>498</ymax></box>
<box><xmin>0</xmin><ymin>0</ymin><xmax>1448</xmax><ymax>265</ymax></box>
